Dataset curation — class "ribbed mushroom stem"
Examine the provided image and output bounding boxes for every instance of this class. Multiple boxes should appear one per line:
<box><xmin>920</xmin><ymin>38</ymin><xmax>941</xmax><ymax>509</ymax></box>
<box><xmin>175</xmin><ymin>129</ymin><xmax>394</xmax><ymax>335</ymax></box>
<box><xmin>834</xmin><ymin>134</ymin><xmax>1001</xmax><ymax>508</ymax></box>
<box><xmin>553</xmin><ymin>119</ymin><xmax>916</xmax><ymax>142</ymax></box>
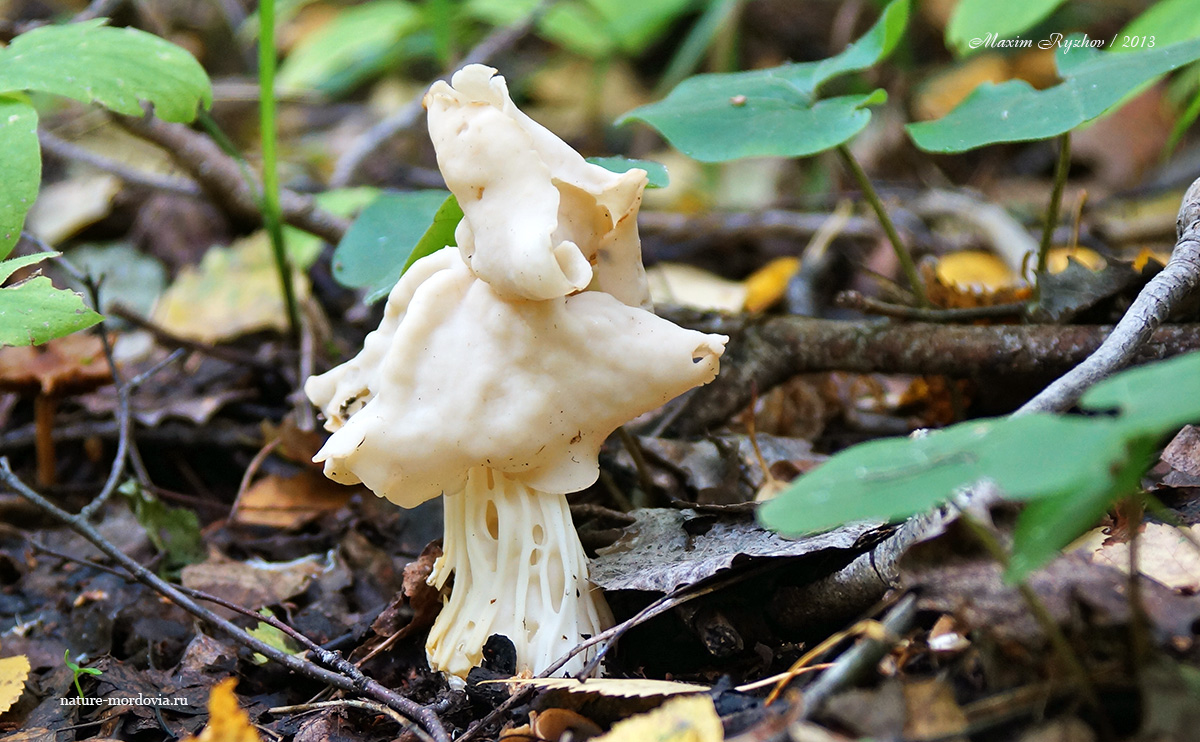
<box><xmin>426</xmin><ymin>466</ymin><xmax>613</xmax><ymax>679</ymax></box>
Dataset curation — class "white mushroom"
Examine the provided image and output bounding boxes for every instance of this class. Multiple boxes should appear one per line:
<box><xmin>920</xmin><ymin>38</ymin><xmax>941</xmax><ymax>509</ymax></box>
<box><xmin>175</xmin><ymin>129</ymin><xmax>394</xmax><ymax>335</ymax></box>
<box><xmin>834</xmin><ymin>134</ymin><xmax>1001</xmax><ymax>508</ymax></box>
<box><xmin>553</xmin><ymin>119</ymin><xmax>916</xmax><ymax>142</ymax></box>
<box><xmin>425</xmin><ymin>64</ymin><xmax>650</xmax><ymax>307</ymax></box>
<box><xmin>306</xmin><ymin>65</ymin><xmax>727</xmax><ymax>680</ymax></box>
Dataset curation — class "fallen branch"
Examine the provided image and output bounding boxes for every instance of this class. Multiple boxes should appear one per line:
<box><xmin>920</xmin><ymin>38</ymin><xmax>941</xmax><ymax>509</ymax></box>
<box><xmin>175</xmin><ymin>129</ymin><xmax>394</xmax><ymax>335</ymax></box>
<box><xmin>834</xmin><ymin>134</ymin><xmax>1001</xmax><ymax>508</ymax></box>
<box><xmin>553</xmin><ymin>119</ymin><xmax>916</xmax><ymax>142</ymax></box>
<box><xmin>1020</xmin><ymin>176</ymin><xmax>1200</xmax><ymax>412</ymax></box>
<box><xmin>114</xmin><ymin>114</ymin><xmax>350</xmax><ymax>245</ymax></box>
<box><xmin>664</xmin><ymin>314</ymin><xmax>1200</xmax><ymax>436</ymax></box>
<box><xmin>38</xmin><ymin>129</ymin><xmax>204</xmax><ymax>198</ymax></box>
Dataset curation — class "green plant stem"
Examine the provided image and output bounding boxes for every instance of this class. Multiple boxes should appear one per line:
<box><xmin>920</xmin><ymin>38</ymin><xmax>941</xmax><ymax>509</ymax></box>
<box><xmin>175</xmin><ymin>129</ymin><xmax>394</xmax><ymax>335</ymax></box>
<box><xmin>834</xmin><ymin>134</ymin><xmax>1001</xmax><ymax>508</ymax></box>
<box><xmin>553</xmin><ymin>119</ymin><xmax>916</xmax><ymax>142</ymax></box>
<box><xmin>1035</xmin><ymin>131</ymin><xmax>1071</xmax><ymax>281</ymax></box>
<box><xmin>257</xmin><ymin>0</ymin><xmax>300</xmax><ymax>343</ymax></box>
<box><xmin>836</xmin><ymin>145</ymin><xmax>928</xmax><ymax>308</ymax></box>
<box><xmin>957</xmin><ymin>512</ymin><xmax>1103</xmax><ymax>713</ymax></box>
<box><xmin>428</xmin><ymin>0</ymin><xmax>453</xmax><ymax>67</ymax></box>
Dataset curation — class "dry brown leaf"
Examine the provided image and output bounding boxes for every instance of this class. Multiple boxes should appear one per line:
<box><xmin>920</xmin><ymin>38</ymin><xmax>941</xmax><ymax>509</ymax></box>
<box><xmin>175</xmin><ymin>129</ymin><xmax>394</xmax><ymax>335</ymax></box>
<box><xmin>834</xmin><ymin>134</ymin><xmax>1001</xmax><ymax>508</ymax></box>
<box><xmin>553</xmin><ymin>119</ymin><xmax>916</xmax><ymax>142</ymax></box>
<box><xmin>914</xmin><ymin>54</ymin><xmax>1010</xmax><ymax>122</ymax></box>
<box><xmin>234</xmin><ymin>470</ymin><xmax>352</xmax><ymax>529</ymax></box>
<box><xmin>592</xmin><ymin>694</ymin><xmax>722</xmax><ymax>742</ymax></box>
<box><xmin>902</xmin><ymin>678</ymin><xmax>968</xmax><ymax>741</ymax></box>
<box><xmin>1090</xmin><ymin>523</ymin><xmax>1200</xmax><ymax>592</ymax></box>
<box><xmin>0</xmin><ymin>650</ymin><xmax>31</xmax><ymax>714</ymax></box>
<box><xmin>484</xmin><ymin>677</ymin><xmax>709</xmax><ymax>699</ymax></box>
<box><xmin>181</xmin><ymin>552</ymin><xmax>330</xmax><ymax>615</ymax></box>
<box><xmin>182</xmin><ymin>678</ymin><xmax>262</xmax><ymax>742</ymax></box>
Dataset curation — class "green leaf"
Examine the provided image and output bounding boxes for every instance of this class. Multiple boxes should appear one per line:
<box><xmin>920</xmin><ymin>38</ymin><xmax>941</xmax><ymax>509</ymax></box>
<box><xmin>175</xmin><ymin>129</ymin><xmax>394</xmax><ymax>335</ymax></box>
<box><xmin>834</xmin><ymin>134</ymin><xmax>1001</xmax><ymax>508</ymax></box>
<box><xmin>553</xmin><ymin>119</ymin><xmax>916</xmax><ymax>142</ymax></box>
<box><xmin>0</xmin><ymin>98</ymin><xmax>40</xmax><ymax>259</ymax></box>
<box><xmin>0</xmin><ymin>273</ymin><xmax>103</xmax><ymax>346</ymax></box>
<box><xmin>907</xmin><ymin>35</ymin><xmax>1200</xmax><ymax>152</ymax></box>
<box><xmin>466</xmin><ymin>0</ymin><xmax>692</xmax><ymax>58</ymax></box>
<box><xmin>0</xmin><ymin>20</ymin><xmax>211</xmax><ymax>122</ymax></box>
<box><xmin>1117</xmin><ymin>0</ymin><xmax>1200</xmax><ymax>51</ymax></box>
<box><xmin>759</xmin><ymin>351</ymin><xmax>1200</xmax><ymax>580</ymax></box>
<box><xmin>946</xmin><ymin>0</ymin><xmax>1067</xmax><ymax>57</ymax></box>
<box><xmin>0</xmin><ymin>252</ymin><xmax>51</xmax><ymax>283</ymax></box>
<box><xmin>757</xmin><ymin>413</ymin><xmax>1127</xmax><ymax>537</ymax></box>
<box><xmin>617</xmin><ymin>0</ymin><xmax>908</xmax><ymax>161</ymax></box>
<box><xmin>331</xmin><ymin>190</ymin><xmax>459</xmax><ymax>303</ymax></box>
<box><xmin>1005</xmin><ymin>438</ymin><xmax>1154</xmax><ymax>581</ymax></box>
<box><xmin>277</xmin><ymin>0</ymin><xmax>422</xmax><ymax>95</ymax></box>
<box><xmin>120</xmin><ymin>480</ymin><xmax>205</xmax><ymax>573</ymax></box>
<box><xmin>248</xmin><ymin>609</ymin><xmax>301</xmax><ymax>664</ymax></box>
<box><xmin>283</xmin><ymin>187</ymin><xmax>380</xmax><ymax>269</ymax></box>
<box><xmin>1079</xmin><ymin>350</ymin><xmax>1200</xmax><ymax>437</ymax></box>
<box><xmin>586</xmin><ymin>156</ymin><xmax>670</xmax><ymax>188</ymax></box>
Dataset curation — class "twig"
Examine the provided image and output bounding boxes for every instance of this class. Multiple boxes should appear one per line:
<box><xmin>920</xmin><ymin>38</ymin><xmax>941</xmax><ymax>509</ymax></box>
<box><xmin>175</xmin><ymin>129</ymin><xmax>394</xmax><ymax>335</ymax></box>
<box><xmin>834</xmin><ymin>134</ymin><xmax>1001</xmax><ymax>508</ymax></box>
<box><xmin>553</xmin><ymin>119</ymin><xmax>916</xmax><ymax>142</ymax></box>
<box><xmin>662</xmin><ymin>312</ymin><xmax>1200</xmax><ymax>437</ymax></box>
<box><xmin>110</xmin><ymin>305</ymin><xmax>281</xmax><ymax>373</ymax></box>
<box><xmin>457</xmin><ymin>562</ymin><xmax>776</xmax><ymax>742</ymax></box>
<box><xmin>267</xmin><ymin>700</ymin><xmax>434</xmax><ymax>742</ymax></box>
<box><xmin>113</xmin><ymin>113</ymin><xmax>350</xmax><ymax>245</ymax></box>
<box><xmin>1021</xmin><ymin>174</ymin><xmax>1200</xmax><ymax>413</ymax></box>
<box><xmin>835</xmin><ymin>290</ymin><xmax>1025</xmax><ymax>322</ymax></box>
<box><xmin>330</xmin><ymin>0</ymin><xmax>552</xmax><ymax>187</ymax></box>
<box><xmin>80</xmin><ymin>349</ymin><xmax>185</xmax><ymax>519</ymax></box>
<box><xmin>38</xmin><ymin>129</ymin><xmax>203</xmax><ymax>197</ymax></box>
<box><xmin>1</xmin><ymin>461</ymin><xmax>450</xmax><ymax>742</ymax></box>
<box><xmin>798</xmin><ymin>592</ymin><xmax>917</xmax><ymax>717</ymax></box>
<box><xmin>637</xmin><ymin>209</ymin><xmax>879</xmax><ymax>244</ymax></box>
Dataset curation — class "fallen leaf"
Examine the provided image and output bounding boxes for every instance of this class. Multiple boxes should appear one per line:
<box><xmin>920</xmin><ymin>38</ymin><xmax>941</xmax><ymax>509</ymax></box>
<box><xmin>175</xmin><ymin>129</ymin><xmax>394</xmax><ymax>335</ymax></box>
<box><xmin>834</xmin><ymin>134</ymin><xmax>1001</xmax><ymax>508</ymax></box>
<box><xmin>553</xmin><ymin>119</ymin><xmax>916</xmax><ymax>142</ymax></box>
<box><xmin>181</xmin><ymin>551</ymin><xmax>332</xmax><ymax>617</ymax></box>
<box><xmin>151</xmin><ymin>231</ymin><xmax>310</xmax><ymax>344</ymax></box>
<box><xmin>182</xmin><ymin>678</ymin><xmax>262</xmax><ymax>742</ymax></box>
<box><xmin>592</xmin><ymin>694</ymin><xmax>722</xmax><ymax>742</ymax></box>
<box><xmin>26</xmin><ymin>173</ymin><xmax>122</xmax><ymax>245</ymax></box>
<box><xmin>1045</xmin><ymin>247</ymin><xmax>1106</xmax><ymax>274</ymax></box>
<box><xmin>234</xmin><ymin>470</ymin><xmax>352</xmax><ymax>529</ymax></box>
<box><xmin>743</xmin><ymin>257</ymin><xmax>801</xmax><ymax>312</ymax></box>
<box><xmin>0</xmin><ymin>651</ymin><xmax>31</xmax><ymax>713</ymax></box>
<box><xmin>932</xmin><ymin>250</ymin><xmax>1020</xmax><ymax>292</ymax></box>
<box><xmin>902</xmin><ymin>678</ymin><xmax>968</xmax><ymax>741</ymax></box>
<box><xmin>647</xmin><ymin>263</ymin><xmax>747</xmax><ymax>312</ymax></box>
<box><xmin>591</xmin><ymin>508</ymin><xmax>879</xmax><ymax>593</ymax></box>
<box><xmin>1090</xmin><ymin>523</ymin><xmax>1200</xmax><ymax>591</ymax></box>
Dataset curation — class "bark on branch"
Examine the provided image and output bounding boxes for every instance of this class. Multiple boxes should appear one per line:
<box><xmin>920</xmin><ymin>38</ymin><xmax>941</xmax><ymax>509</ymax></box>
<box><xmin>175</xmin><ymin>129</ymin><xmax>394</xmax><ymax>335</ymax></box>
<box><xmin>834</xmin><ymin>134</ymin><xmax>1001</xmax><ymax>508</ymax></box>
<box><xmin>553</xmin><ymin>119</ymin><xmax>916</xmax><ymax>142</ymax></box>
<box><xmin>115</xmin><ymin>114</ymin><xmax>351</xmax><ymax>245</ymax></box>
<box><xmin>664</xmin><ymin>314</ymin><xmax>1200</xmax><ymax>436</ymax></box>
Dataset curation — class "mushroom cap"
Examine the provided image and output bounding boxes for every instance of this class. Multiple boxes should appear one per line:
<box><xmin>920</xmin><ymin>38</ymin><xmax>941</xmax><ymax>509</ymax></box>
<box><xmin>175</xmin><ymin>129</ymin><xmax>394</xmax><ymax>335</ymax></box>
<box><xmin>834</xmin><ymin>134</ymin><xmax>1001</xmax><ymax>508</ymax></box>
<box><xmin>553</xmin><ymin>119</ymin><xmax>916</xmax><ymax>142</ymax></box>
<box><xmin>0</xmin><ymin>334</ymin><xmax>112</xmax><ymax>396</ymax></box>
<box><xmin>305</xmin><ymin>249</ymin><xmax>726</xmax><ymax>508</ymax></box>
<box><xmin>424</xmin><ymin>65</ymin><xmax>651</xmax><ymax>307</ymax></box>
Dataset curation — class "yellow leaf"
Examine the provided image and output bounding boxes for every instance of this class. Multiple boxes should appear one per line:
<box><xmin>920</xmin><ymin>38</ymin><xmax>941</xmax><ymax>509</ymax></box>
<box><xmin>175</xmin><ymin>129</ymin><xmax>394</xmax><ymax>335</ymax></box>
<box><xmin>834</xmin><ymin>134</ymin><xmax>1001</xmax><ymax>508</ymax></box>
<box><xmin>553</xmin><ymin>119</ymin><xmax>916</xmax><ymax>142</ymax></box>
<box><xmin>933</xmin><ymin>251</ymin><xmax>1020</xmax><ymax>292</ymax></box>
<box><xmin>1046</xmin><ymin>247</ymin><xmax>1106</xmax><ymax>274</ymax></box>
<box><xmin>593</xmin><ymin>695</ymin><xmax>723</xmax><ymax>742</ymax></box>
<box><xmin>152</xmin><ymin>232</ymin><xmax>310</xmax><ymax>345</ymax></box>
<box><xmin>0</xmin><ymin>653</ymin><xmax>31</xmax><ymax>714</ymax></box>
<box><xmin>1132</xmin><ymin>246</ymin><xmax>1170</xmax><ymax>273</ymax></box>
<box><xmin>743</xmin><ymin>257</ymin><xmax>800</xmax><ymax>313</ymax></box>
<box><xmin>182</xmin><ymin>678</ymin><xmax>262</xmax><ymax>742</ymax></box>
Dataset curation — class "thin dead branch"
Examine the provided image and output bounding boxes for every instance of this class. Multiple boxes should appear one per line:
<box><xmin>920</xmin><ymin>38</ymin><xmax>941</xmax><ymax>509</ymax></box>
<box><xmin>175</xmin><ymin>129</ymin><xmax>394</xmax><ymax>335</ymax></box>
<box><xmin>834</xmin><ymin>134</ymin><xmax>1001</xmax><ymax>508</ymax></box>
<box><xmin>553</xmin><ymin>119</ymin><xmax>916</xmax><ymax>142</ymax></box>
<box><xmin>114</xmin><ymin>113</ymin><xmax>350</xmax><ymax>245</ymax></box>
<box><xmin>0</xmin><ymin>461</ymin><xmax>451</xmax><ymax>742</ymax></box>
<box><xmin>664</xmin><ymin>314</ymin><xmax>1200</xmax><ymax>436</ymax></box>
<box><xmin>1020</xmin><ymin>175</ymin><xmax>1200</xmax><ymax>412</ymax></box>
